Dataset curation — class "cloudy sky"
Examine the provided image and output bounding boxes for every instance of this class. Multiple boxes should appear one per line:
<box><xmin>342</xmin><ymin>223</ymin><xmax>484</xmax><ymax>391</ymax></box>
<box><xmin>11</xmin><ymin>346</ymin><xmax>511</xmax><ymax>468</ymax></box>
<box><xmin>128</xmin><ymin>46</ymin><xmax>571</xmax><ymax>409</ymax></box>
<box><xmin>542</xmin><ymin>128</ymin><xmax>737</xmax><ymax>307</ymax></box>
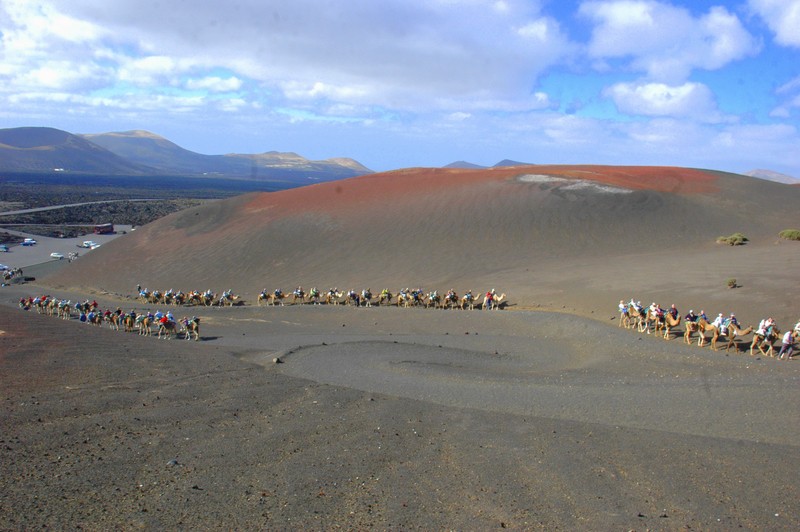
<box><xmin>1</xmin><ymin>0</ymin><xmax>799</xmax><ymax>176</ymax></box>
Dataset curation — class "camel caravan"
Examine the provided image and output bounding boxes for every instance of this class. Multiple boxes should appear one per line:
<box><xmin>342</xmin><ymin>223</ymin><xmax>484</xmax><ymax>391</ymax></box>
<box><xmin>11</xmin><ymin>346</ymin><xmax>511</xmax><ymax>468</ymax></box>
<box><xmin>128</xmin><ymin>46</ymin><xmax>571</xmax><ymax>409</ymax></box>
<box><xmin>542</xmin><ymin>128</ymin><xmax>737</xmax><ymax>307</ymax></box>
<box><xmin>254</xmin><ymin>287</ymin><xmax>507</xmax><ymax>310</ymax></box>
<box><xmin>137</xmin><ymin>287</ymin><xmax>242</xmax><ymax>307</ymax></box>
<box><xmin>619</xmin><ymin>299</ymin><xmax>799</xmax><ymax>359</ymax></box>
<box><xmin>19</xmin><ymin>295</ymin><xmax>201</xmax><ymax>341</ymax></box>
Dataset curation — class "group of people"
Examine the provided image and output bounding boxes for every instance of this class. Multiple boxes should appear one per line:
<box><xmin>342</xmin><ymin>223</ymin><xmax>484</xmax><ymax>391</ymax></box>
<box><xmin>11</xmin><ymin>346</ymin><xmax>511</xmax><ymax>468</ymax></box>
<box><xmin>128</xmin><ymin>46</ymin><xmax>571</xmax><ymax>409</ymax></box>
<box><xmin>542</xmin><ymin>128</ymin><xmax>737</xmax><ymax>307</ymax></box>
<box><xmin>20</xmin><ymin>294</ymin><xmax>199</xmax><ymax>340</ymax></box>
<box><xmin>620</xmin><ymin>298</ymin><xmax>798</xmax><ymax>360</ymax></box>
<box><xmin>258</xmin><ymin>286</ymin><xmax>501</xmax><ymax>309</ymax></box>
<box><xmin>2</xmin><ymin>266</ymin><xmax>23</xmax><ymax>284</ymax></box>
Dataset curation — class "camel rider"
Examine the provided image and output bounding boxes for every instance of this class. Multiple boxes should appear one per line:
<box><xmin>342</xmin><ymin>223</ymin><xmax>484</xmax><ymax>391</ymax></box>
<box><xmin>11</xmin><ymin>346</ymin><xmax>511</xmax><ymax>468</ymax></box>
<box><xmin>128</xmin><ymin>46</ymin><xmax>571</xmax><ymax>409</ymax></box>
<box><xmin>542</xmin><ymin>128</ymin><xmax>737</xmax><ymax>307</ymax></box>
<box><xmin>485</xmin><ymin>289</ymin><xmax>495</xmax><ymax>309</ymax></box>
<box><xmin>712</xmin><ymin>313</ymin><xmax>725</xmax><ymax>329</ymax></box>
<box><xmin>166</xmin><ymin>311</ymin><xmax>175</xmax><ymax>322</ymax></box>
<box><xmin>699</xmin><ymin>310</ymin><xmax>709</xmax><ymax>322</ymax></box>
<box><xmin>794</xmin><ymin>320</ymin><xmax>800</xmax><ymax>336</ymax></box>
<box><xmin>685</xmin><ymin>310</ymin><xmax>697</xmax><ymax>323</ymax></box>
<box><xmin>756</xmin><ymin>318</ymin><xmax>771</xmax><ymax>337</ymax></box>
<box><xmin>619</xmin><ymin>300</ymin><xmax>628</xmax><ymax>315</ymax></box>
<box><xmin>668</xmin><ymin>304</ymin><xmax>679</xmax><ymax>320</ymax></box>
<box><xmin>155</xmin><ymin>310</ymin><xmax>164</xmax><ymax>321</ymax></box>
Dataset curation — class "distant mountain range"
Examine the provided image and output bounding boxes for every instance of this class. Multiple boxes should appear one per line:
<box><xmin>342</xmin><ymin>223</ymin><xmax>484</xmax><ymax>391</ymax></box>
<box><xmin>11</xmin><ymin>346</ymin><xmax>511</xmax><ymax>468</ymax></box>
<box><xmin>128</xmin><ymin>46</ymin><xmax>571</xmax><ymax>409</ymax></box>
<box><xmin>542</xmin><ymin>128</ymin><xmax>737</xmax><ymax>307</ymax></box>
<box><xmin>0</xmin><ymin>127</ymin><xmax>372</xmax><ymax>185</ymax></box>
<box><xmin>744</xmin><ymin>169</ymin><xmax>800</xmax><ymax>184</ymax></box>
<box><xmin>443</xmin><ymin>159</ymin><xmax>532</xmax><ymax>169</ymax></box>
<box><xmin>2</xmin><ymin>127</ymin><xmax>796</xmax><ymax>186</ymax></box>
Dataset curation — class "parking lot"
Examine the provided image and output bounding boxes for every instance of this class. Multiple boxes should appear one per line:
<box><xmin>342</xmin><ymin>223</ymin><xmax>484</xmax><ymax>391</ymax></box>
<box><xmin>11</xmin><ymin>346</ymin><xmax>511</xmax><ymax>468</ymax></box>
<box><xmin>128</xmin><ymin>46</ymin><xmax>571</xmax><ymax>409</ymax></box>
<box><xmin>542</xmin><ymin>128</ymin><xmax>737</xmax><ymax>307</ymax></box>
<box><xmin>0</xmin><ymin>225</ymin><xmax>133</xmax><ymax>269</ymax></box>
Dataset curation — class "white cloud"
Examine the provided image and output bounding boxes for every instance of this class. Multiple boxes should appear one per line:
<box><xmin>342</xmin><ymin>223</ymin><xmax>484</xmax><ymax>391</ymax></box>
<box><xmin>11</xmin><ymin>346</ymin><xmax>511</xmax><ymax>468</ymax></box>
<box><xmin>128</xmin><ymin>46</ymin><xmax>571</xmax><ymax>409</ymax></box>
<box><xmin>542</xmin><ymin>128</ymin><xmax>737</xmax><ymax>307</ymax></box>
<box><xmin>185</xmin><ymin>76</ymin><xmax>243</xmax><ymax>93</ymax></box>
<box><xmin>580</xmin><ymin>1</ymin><xmax>760</xmax><ymax>81</ymax></box>
<box><xmin>604</xmin><ymin>81</ymin><xmax>722</xmax><ymax>120</ymax></box>
<box><xmin>0</xmin><ymin>0</ymin><xmax>574</xmax><ymax>115</ymax></box>
<box><xmin>749</xmin><ymin>0</ymin><xmax>800</xmax><ymax>47</ymax></box>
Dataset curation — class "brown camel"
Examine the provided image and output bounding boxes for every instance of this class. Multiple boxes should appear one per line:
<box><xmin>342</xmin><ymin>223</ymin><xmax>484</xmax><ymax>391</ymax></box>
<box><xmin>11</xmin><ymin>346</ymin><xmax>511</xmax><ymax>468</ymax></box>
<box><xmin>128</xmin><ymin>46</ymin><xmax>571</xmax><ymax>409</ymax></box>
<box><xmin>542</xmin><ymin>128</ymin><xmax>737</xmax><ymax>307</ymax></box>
<box><xmin>426</xmin><ymin>292</ymin><xmax>441</xmax><ymax>309</ymax></box>
<box><xmin>442</xmin><ymin>292</ymin><xmax>459</xmax><ymax>310</ymax></box>
<box><xmin>291</xmin><ymin>289</ymin><xmax>306</xmax><ymax>305</ymax></box>
<box><xmin>325</xmin><ymin>290</ymin><xmax>344</xmax><ymax>305</ymax></box>
<box><xmin>157</xmin><ymin>320</ymin><xmax>179</xmax><ymax>340</ymax></box>
<box><xmin>182</xmin><ymin>317</ymin><xmax>200</xmax><ymax>341</ymax></box>
<box><xmin>105</xmin><ymin>313</ymin><xmax>120</xmax><ymax>331</ymax></box>
<box><xmin>751</xmin><ymin>327</ymin><xmax>781</xmax><ymax>357</ymax></box>
<box><xmin>461</xmin><ymin>292</ymin><xmax>479</xmax><ymax>310</ymax></box>
<box><xmin>722</xmin><ymin>323</ymin><xmax>754</xmax><ymax>353</ymax></box>
<box><xmin>626</xmin><ymin>304</ymin><xmax>645</xmax><ymax>331</ymax></box>
<box><xmin>377</xmin><ymin>290</ymin><xmax>392</xmax><ymax>306</ymax></box>
<box><xmin>257</xmin><ymin>291</ymin><xmax>270</xmax><ymax>306</ymax></box>
<box><xmin>684</xmin><ymin>320</ymin><xmax>698</xmax><ymax>344</ymax></box>
<box><xmin>662</xmin><ymin>312</ymin><xmax>681</xmax><ymax>340</ymax></box>
<box><xmin>695</xmin><ymin>318</ymin><xmax>720</xmax><ymax>349</ymax></box>
<box><xmin>268</xmin><ymin>291</ymin><xmax>288</xmax><ymax>306</ymax></box>
<box><xmin>136</xmin><ymin>315</ymin><xmax>153</xmax><ymax>336</ymax></box>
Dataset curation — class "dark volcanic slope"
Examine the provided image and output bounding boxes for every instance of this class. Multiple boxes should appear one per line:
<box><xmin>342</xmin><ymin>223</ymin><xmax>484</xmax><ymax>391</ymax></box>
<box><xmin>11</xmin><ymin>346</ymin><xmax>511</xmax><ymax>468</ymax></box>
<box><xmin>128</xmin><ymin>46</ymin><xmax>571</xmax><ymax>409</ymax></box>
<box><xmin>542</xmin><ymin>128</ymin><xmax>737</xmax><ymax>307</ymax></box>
<box><xmin>44</xmin><ymin>165</ymin><xmax>799</xmax><ymax>319</ymax></box>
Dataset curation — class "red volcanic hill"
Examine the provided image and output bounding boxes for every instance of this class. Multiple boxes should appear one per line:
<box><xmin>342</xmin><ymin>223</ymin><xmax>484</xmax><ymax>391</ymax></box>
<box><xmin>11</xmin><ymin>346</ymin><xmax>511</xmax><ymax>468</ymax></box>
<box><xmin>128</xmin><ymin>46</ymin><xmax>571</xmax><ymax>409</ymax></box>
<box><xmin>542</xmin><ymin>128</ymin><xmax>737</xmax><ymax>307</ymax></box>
<box><xmin>45</xmin><ymin>165</ymin><xmax>800</xmax><ymax>319</ymax></box>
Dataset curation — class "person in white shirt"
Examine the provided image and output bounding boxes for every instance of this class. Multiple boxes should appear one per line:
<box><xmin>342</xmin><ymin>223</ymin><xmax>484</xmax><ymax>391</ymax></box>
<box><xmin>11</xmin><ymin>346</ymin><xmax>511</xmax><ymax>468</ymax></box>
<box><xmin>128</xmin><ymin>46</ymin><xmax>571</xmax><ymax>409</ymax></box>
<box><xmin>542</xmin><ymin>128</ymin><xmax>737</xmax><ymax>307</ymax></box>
<box><xmin>778</xmin><ymin>330</ymin><xmax>796</xmax><ymax>360</ymax></box>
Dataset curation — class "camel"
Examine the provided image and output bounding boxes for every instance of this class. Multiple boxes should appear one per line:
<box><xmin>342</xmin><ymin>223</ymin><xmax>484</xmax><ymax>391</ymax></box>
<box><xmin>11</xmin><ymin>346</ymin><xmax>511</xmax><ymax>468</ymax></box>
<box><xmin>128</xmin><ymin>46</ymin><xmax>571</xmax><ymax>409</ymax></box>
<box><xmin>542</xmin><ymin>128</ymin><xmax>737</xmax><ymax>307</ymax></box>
<box><xmin>57</xmin><ymin>301</ymin><xmax>72</xmax><ymax>320</ymax></box>
<box><xmin>123</xmin><ymin>314</ymin><xmax>136</xmax><ymax>333</ymax></box>
<box><xmin>268</xmin><ymin>291</ymin><xmax>288</xmax><ymax>306</ymax></box>
<box><xmin>325</xmin><ymin>289</ymin><xmax>344</xmax><ymax>305</ymax></box>
<box><xmin>442</xmin><ymin>291</ymin><xmax>459</xmax><ymax>310</ymax></box>
<box><xmin>291</xmin><ymin>288</ymin><xmax>306</xmax><ymax>305</ymax></box>
<box><xmin>460</xmin><ymin>292</ymin><xmax>479</xmax><ymax>310</ymax></box>
<box><xmin>627</xmin><ymin>304</ymin><xmax>645</xmax><ymax>331</ymax></box>
<box><xmin>483</xmin><ymin>292</ymin><xmax>506</xmax><ymax>310</ymax></box>
<box><xmin>618</xmin><ymin>304</ymin><xmax>630</xmax><ymax>328</ymax></box>
<box><xmin>684</xmin><ymin>320</ymin><xmax>698</xmax><ymax>345</ymax></box>
<box><xmin>695</xmin><ymin>318</ymin><xmax>720</xmax><ymax>349</ymax></box>
<box><xmin>257</xmin><ymin>290</ymin><xmax>270</xmax><ymax>306</ymax></box>
<box><xmin>662</xmin><ymin>312</ymin><xmax>681</xmax><ymax>340</ymax></box>
<box><xmin>377</xmin><ymin>290</ymin><xmax>392</xmax><ymax>306</ymax></box>
<box><xmin>308</xmin><ymin>288</ymin><xmax>322</xmax><ymax>305</ymax></box>
<box><xmin>721</xmin><ymin>323</ymin><xmax>754</xmax><ymax>353</ymax></box>
<box><xmin>345</xmin><ymin>290</ymin><xmax>361</xmax><ymax>306</ymax></box>
<box><xmin>182</xmin><ymin>317</ymin><xmax>200</xmax><ymax>341</ymax></box>
<box><xmin>640</xmin><ymin>308</ymin><xmax>658</xmax><ymax>334</ymax></box>
<box><xmin>217</xmin><ymin>293</ymin><xmax>241</xmax><ymax>307</ymax></box>
<box><xmin>157</xmin><ymin>319</ymin><xmax>179</xmax><ymax>339</ymax></box>
<box><xmin>397</xmin><ymin>291</ymin><xmax>413</xmax><ymax>308</ymax></box>
<box><xmin>426</xmin><ymin>292</ymin><xmax>441</xmax><ymax>309</ymax></box>
<box><xmin>751</xmin><ymin>327</ymin><xmax>781</xmax><ymax>357</ymax></box>
<box><xmin>361</xmin><ymin>289</ymin><xmax>373</xmax><ymax>307</ymax></box>
<box><xmin>136</xmin><ymin>315</ymin><xmax>153</xmax><ymax>336</ymax></box>
<box><xmin>105</xmin><ymin>313</ymin><xmax>120</xmax><ymax>331</ymax></box>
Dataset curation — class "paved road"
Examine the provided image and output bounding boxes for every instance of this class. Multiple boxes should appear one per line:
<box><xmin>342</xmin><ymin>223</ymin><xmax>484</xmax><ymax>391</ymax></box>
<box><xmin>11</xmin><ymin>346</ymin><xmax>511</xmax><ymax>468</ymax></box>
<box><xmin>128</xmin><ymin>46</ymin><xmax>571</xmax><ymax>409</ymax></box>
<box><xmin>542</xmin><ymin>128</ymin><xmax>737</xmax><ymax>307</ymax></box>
<box><xmin>0</xmin><ymin>199</ymin><xmax>157</xmax><ymax>217</ymax></box>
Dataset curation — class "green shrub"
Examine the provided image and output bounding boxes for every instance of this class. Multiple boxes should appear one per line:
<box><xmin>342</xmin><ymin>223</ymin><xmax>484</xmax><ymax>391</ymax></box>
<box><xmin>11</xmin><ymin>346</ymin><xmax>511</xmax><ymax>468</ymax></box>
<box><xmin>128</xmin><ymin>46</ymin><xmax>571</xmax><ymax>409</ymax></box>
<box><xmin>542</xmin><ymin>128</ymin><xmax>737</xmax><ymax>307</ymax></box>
<box><xmin>726</xmin><ymin>278</ymin><xmax>737</xmax><ymax>289</ymax></box>
<box><xmin>716</xmin><ymin>232</ymin><xmax>748</xmax><ymax>246</ymax></box>
<box><xmin>779</xmin><ymin>229</ymin><xmax>800</xmax><ymax>241</ymax></box>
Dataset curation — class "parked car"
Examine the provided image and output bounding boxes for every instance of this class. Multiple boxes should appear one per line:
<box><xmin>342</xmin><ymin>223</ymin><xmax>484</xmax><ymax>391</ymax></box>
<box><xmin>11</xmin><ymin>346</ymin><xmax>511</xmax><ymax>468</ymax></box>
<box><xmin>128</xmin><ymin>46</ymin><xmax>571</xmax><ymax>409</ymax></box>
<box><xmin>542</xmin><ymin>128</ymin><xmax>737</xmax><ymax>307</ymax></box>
<box><xmin>50</xmin><ymin>252</ymin><xmax>64</xmax><ymax>259</ymax></box>
<box><xmin>0</xmin><ymin>263</ymin><xmax>8</xmax><ymax>271</ymax></box>
<box><xmin>22</xmin><ymin>238</ymin><xmax>37</xmax><ymax>246</ymax></box>
<box><xmin>0</xmin><ymin>244</ymin><xmax>8</xmax><ymax>252</ymax></box>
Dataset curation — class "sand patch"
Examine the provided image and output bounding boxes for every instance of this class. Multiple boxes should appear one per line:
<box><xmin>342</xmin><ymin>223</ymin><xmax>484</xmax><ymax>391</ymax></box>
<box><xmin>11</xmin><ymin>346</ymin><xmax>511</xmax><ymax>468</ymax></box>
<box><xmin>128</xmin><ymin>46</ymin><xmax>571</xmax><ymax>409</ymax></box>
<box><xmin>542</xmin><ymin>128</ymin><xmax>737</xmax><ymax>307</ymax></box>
<box><xmin>516</xmin><ymin>173</ymin><xmax>633</xmax><ymax>193</ymax></box>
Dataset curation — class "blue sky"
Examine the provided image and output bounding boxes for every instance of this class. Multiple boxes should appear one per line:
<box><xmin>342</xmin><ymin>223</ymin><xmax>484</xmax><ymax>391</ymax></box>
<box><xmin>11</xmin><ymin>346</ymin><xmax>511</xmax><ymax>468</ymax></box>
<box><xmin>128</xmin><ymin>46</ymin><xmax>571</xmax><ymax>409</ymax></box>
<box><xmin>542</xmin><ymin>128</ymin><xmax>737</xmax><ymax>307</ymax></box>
<box><xmin>1</xmin><ymin>0</ymin><xmax>798</xmax><ymax>177</ymax></box>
